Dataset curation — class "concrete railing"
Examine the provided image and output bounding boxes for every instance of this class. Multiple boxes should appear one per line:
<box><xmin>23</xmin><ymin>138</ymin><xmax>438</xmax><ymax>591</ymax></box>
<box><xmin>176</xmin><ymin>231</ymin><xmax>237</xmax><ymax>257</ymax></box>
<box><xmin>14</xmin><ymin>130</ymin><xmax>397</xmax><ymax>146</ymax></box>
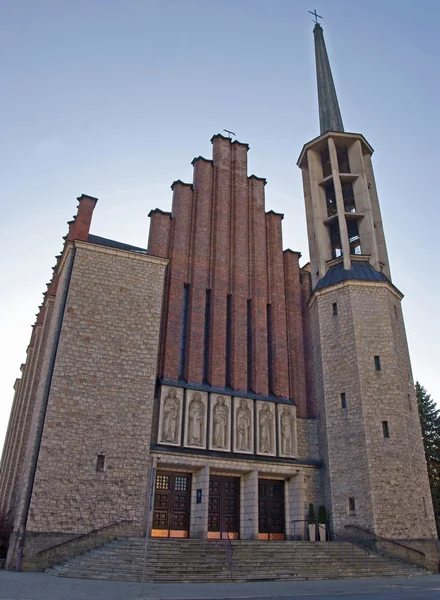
<box><xmin>344</xmin><ymin>525</ymin><xmax>427</xmax><ymax>570</ymax></box>
<box><xmin>21</xmin><ymin>519</ymin><xmax>138</xmax><ymax>571</ymax></box>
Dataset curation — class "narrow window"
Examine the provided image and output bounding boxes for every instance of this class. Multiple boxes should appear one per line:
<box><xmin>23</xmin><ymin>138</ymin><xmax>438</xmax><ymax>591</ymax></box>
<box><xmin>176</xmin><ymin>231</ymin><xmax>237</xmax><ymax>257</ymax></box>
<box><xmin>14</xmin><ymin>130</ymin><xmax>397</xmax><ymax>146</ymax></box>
<box><xmin>267</xmin><ymin>304</ymin><xmax>274</xmax><ymax>395</ymax></box>
<box><xmin>225</xmin><ymin>294</ymin><xmax>232</xmax><ymax>388</ymax></box>
<box><xmin>325</xmin><ymin>183</ymin><xmax>337</xmax><ymax>217</ymax></box>
<box><xmin>348</xmin><ymin>497</ymin><xmax>356</xmax><ymax>514</ymax></box>
<box><xmin>337</xmin><ymin>146</ymin><xmax>350</xmax><ymax>173</ymax></box>
<box><xmin>347</xmin><ymin>219</ymin><xmax>361</xmax><ymax>255</ymax></box>
<box><xmin>329</xmin><ymin>222</ymin><xmax>342</xmax><ymax>258</ymax></box>
<box><xmin>407</xmin><ymin>393</ymin><xmax>412</xmax><ymax>412</ymax></box>
<box><xmin>342</xmin><ymin>182</ymin><xmax>356</xmax><ymax>212</ymax></box>
<box><xmin>382</xmin><ymin>421</ymin><xmax>390</xmax><ymax>438</ymax></box>
<box><xmin>332</xmin><ymin>302</ymin><xmax>338</xmax><ymax>316</ymax></box>
<box><xmin>374</xmin><ymin>355</ymin><xmax>381</xmax><ymax>371</ymax></box>
<box><xmin>96</xmin><ymin>455</ymin><xmax>105</xmax><ymax>472</ymax></box>
<box><xmin>341</xmin><ymin>392</ymin><xmax>347</xmax><ymax>409</ymax></box>
<box><xmin>321</xmin><ymin>146</ymin><xmax>332</xmax><ymax>178</ymax></box>
<box><xmin>394</xmin><ymin>305</ymin><xmax>398</xmax><ymax>319</ymax></box>
<box><xmin>178</xmin><ymin>284</ymin><xmax>190</xmax><ymax>380</ymax></box>
<box><xmin>203</xmin><ymin>289</ymin><xmax>211</xmax><ymax>384</ymax></box>
<box><xmin>247</xmin><ymin>299</ymin><xmax>253</xmax><ymax>392</ymax></box>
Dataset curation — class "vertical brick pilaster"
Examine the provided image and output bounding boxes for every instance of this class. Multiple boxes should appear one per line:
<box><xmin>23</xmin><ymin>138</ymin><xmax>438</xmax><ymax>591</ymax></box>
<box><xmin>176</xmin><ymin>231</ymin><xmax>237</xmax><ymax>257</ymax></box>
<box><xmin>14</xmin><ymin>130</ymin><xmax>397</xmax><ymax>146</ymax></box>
<box><xmin>230</xmin><ymin>142</ymin><xmax>249</xmax><ymax>392</ymax></box>
<box><xmin>249</xmin><ymin>176</ymin><xmax>268</xmax><ymax>395</ymax></box>
<box><xmin>67</xmin><ymin>194</ymin><xmax>98</xmax><ymax>242</ymax></box>
<box><xmin>187</xmin><ymin>158</ymin><xmax>213</xmax><ymax>383</ymax></box>
<box><xmin>266</xmin><ymin>212</ymin><xmax>289</xmax><ymax>398</ymax></box>
<box><xmin>284</xmin><ymin>250</ymin><xmax>307</xmax><ymax>417</ymax></box>
<box><xmin>0</xmin><ymin>378</ymin><xmax>21</xmax><ymax>512</ymax></box>
<box><xmin>163</xmin><ymin>182</ymin><xmax>193</xmax><ymax>381</ymax></box>
<box><xmin>209</xmin><ymin>136</ymin><xmax>232</xmax><ymax>387</ymax></box>
<box><xmin>301</xmin><ymin>268</ymin><xmax>316</xmax><ymax>417</ymax></box>
<box><xmin>147</xmin><ymin>210</ymin><xmax>172</xmax><ymax>259</ymax></box>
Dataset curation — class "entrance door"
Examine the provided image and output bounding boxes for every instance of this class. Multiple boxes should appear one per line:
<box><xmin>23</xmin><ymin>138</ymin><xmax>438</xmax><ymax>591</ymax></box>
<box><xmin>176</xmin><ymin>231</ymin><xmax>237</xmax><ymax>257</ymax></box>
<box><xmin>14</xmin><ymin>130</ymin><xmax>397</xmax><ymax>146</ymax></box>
<box><xmin>208</xmin><ymin>475</ymin><xmax>240</xmax><ymax>539</ymax></box>
<box><xmin>258</xmin><ymin>479</ymin><xmax>285</xmax><ymax>540</ymax></box>
<box><xmin>152</xmin><ymin>472</ymin><xmax>191</xmax><ymax>538</ymax></box>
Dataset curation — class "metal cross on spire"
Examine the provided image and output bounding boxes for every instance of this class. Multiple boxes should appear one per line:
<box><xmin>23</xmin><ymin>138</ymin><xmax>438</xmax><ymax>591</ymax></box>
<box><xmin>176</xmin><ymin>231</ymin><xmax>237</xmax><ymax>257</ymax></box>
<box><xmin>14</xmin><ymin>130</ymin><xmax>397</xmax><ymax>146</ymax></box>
<box><xmin>308</xmin><ymin>9</ymin><xmax>323</xmax><ymax>24</ymax></box>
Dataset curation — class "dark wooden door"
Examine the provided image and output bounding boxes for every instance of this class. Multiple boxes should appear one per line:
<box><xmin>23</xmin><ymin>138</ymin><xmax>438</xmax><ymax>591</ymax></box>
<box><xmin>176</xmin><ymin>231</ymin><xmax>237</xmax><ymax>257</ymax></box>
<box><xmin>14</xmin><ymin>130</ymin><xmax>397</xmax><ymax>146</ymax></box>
<box><xmin>152</xmin><ymin>472</ymin><xmax>191</xmax><ymax>537</ymax></box>
<box><xmin>208</xmin><ymin>475</ymin><xmax>240</xmax><ymax>538</ymax></box>
<box><xmin>258</xmin><ymin>479</ymin><xmax>285</xmax><ymax>537</ymax></box>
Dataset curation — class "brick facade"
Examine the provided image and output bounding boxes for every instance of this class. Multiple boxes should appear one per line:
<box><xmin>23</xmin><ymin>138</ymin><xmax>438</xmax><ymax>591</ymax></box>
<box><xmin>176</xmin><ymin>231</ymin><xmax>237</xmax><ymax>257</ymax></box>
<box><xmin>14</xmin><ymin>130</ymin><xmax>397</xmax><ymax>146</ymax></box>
<box><xmin>0</xmin><ymin>126</ymin><xmax>437</xmax><ymax>570</ymax></box>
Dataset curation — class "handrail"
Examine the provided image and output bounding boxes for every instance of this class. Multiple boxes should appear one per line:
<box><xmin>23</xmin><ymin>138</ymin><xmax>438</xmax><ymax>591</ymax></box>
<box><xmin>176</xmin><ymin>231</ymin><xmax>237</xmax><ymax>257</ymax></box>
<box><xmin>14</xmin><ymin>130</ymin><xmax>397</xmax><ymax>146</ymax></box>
<box><xmin>332</xmin><ymin>530</ymin><xmax>372</xmax><ymax>554</ymax></box>
<box><xmin>332</xmin><ymin>531</ymin><xmax>370</xmax><ymax>573</ymax></box>
<box><xmin>344</xmin><ymin>524</ymin><xmax>425</xmax><ymax>567</ymax></box>
<box><xmin>36</xmin><ymin>518</ymin><xmax>133</xmax><ymax>556</ymax></box>
<box><xmin>344</xmin><ymin>525</ymin><xmax>425</xmax><ymax>559</ymax></box>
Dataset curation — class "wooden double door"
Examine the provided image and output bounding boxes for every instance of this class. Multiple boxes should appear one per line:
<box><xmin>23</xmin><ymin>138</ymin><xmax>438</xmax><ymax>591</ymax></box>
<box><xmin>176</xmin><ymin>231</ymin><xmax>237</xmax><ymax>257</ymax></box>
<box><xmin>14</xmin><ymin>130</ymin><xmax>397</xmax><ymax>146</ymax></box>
<box><xmin>152</xmin><ymin>472</ymin><xmax>191</xmax><ymax>538</ymax></box>
<box><xmin>258</xmin><ymin>479</ymin><xmax>285</xmax><ymax>540</ymax></box>
<box><xmin>208</xmin><ymin>475</ymin><xmax>240</xmax><ymax>539</ymax></box>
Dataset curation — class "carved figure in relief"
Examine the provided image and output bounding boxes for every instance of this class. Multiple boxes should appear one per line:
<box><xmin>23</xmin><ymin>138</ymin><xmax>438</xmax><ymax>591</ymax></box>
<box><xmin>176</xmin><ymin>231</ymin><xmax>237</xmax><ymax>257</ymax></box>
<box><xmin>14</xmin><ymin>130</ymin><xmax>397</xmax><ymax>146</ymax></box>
<box><xmin>236</xmin><ymin>399</ymin><xmax>251</xmax><ymax>451</ymax></box>
<box><xmin>213</xmin><ymin>397</ymin><xmax>228</xmax><ymax>448</ymax></box>
<box><xmin>281</xmin><ymin>406</ymin><xmax>294</xmax><ymax>455</ymax></box>
<box><xmin>259</xmin><ymin>403</ymin><xmax>273</xmax><ymax>453</ymax></box>
<box><xmin>161</xmin><ymin>388</ymin><xmax>179</xmax><ymax>443</ymax></box>
<box><xmin>188</xmin><ymin>392</ymin><xmax>205</xmax><ymax>446</ymax></box>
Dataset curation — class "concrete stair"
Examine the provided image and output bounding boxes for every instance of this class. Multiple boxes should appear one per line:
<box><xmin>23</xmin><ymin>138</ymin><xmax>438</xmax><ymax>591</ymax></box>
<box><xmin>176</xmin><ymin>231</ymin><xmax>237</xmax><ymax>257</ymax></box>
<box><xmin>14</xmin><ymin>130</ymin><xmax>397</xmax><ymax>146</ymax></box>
<box><xmin>46</xmin><ymin>537</ymin><xmax>426</xmax><ymax>583</ymax></box>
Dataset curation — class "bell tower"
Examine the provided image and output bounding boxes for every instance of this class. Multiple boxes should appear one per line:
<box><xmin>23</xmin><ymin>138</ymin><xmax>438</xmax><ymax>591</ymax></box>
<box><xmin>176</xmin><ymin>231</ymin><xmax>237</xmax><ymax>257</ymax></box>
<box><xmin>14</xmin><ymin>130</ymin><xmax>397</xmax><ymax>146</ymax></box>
<box><xmin>298</xmin><ymin>21</ymin><xmax>437</xmax><ymax>539</ymax></box>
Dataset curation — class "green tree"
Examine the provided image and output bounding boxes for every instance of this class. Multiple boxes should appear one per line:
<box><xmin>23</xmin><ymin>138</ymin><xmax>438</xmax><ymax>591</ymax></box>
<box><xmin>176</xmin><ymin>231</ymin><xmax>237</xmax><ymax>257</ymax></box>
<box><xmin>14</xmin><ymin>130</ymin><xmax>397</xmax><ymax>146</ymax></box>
<box><xmin>416</xmin><ymin>381</ymin><xmax>440</xmax><ymax>537</ymax></box>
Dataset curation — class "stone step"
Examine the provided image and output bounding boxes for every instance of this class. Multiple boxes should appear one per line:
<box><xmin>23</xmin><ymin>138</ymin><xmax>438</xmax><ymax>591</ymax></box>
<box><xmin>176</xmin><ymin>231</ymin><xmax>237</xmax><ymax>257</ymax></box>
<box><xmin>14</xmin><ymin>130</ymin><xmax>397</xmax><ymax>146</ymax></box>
<box><xmin>45</xmin><ymin>536</ymin><xmax>426</xmax><ymax>583</ymax></box>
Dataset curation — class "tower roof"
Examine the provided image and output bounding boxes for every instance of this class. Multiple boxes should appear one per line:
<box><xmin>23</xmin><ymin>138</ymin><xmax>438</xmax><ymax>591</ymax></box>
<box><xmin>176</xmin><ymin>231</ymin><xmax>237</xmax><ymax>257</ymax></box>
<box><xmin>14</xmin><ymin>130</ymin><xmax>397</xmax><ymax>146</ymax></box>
<box><xmin>313</xmin><ymin>23</ymin><xmax>344</xmax><ymax>135</ymax></box>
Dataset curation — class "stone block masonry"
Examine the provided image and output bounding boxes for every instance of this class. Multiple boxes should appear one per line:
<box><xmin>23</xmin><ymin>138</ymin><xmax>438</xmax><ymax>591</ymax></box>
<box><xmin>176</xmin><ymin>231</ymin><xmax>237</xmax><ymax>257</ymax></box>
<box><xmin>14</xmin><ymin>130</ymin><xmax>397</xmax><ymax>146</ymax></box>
<box><xmin>13</xmin><ymin>241</ymin><xmax>167</xmax><ymax>560</ymax></box>
<box><xmin>311</xmin><ymin>280</ymin><xmax>437</xmax><ymax>539</ymax></box>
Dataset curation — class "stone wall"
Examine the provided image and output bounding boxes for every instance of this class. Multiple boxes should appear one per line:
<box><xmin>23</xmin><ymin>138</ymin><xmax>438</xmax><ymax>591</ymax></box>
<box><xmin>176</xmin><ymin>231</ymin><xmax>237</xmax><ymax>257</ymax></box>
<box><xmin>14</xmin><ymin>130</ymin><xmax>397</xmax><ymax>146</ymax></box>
<box><xmin>13</xmin><ymin>241</ymin><xmax>166</xmax><ymax>560</ymax></box>
<box><xmin>311</xmin><ymin>280</ymin><xmax>437</xmax><ymax>538</ymax></box>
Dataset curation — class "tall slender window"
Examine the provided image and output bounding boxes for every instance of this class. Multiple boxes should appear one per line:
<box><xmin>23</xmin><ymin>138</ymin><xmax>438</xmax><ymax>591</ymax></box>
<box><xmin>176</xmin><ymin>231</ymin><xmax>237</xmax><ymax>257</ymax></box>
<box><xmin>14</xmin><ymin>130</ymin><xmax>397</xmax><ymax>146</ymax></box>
<box><xmin>329</xmin><ymin>222</ymin><xmax>342</xmax><ymax>258</ymax></box>
<box><xmin>342</xmin><ymin>182</ymin><xmax>356</xmax><ymax>212</ymax></box>
<box><xmin>247</xmin><ymin>299</ymin><xmax>253</xmax><ymax>392</ymax></box>
<box><xmin>347</xmin><ymin>219</ymin><xmax>361</xmax><ymax>255</ymax></box>
<box><xmin>337</xmin><ymin>146</ymin><xmax>350</xmax><ymax>173</ymax></box>
<box><xmin>225</xmin><ymin>294</ymin><xmax>232</xmax><ymax>388</ymax></box>
<box><xmin>267</xmin><ymin>304</ymin><xmax>274</xmax><ymax>395</ymax></box>
<box><xmin>325</xmin><ymin>183</ymin><xmax>337</xmax><ymax>217</ymax></box>
<box><xmin>178</xmin><ymin>284</ymin><xmax>190</xmax><ymax>380</ymax></box>
<box><xmin>321</xmin><ymin>146</ymin><xmax>332</xmax><ymax>178</ymax></box>
<box><xmin>203</xmin><ymin>289</ymin><xmax>211</xmax><ymax>384</ymax></box>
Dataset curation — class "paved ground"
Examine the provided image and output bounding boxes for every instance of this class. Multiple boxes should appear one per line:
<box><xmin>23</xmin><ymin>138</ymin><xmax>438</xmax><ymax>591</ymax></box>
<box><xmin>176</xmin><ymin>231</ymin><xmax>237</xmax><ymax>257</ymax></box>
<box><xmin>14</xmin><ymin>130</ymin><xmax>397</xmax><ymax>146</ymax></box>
<box><xmin>0</xmin><ymin>571</ymin><xmax>440</xmax><ymax>600</ymax></box>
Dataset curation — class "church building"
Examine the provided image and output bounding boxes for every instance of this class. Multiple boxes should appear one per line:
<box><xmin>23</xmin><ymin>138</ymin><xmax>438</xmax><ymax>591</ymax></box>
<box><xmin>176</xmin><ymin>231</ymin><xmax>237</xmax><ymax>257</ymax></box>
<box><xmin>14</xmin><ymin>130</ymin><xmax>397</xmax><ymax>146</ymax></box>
<box><xmin>0</xmin><ymin>22</ymin><xmax>437</xmax><ymax>570</ymax></box>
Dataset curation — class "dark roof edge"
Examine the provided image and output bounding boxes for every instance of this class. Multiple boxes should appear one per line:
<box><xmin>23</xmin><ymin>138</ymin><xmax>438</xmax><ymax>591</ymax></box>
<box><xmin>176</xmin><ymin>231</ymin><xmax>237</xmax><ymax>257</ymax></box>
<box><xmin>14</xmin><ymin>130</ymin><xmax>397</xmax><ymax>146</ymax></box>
<box><xmin>266</xmin><ymin>209</ymin><xmax>284</xmax><ymax>220</ymax></box>
<box><xmin>87</xmin><ymin>234</ymin><xmax>147</xmax><ymax>254</ymax></box>
<box><xmin>171</xmin><ymin>179</ymin><xmax>193</xmax><ymax>190</ymax></box>
<box><xmin>148</xmin><ymin>208</ymin><xmax>172</xmax><ymax>218</ymax></box>
<box><xmin>249</xmin><ymin>174</ymin><xmax>267</xmax><ymax>185</ymax></box>
<box><xmin>191</xmin><ymin>156</ymin><xmax>213</xmax><ymax>166</ymax></box>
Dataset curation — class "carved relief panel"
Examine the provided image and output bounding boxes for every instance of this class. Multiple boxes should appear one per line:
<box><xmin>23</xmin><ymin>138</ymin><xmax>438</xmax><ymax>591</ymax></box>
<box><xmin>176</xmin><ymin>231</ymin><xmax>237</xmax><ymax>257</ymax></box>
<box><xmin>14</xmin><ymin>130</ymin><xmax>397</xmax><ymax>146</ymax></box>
<box><xmin>157</xmin><ymin>386</ymin><xmax>184</xmax><ymax>447</ymax></box>
<box><xmin>184</xmin><ymin>390</ymin><xmax>208</xmax><ymax>449</ymax></box>
<box><xmin>233</xmin><ymin>397</ymin><xmax>254</xmax><ymax>454</ymax></box>
<box><xmin>277</xmin><ymin>403</ymin><xmax>297</xmax><ymax>458</ymax></box>
<box><xmin>209</xmin><ymin>394</ymin><xmax>231</xmax><ymax>452</ymax></box>
<box><xmin>256</xmin><ymin>401</ymin><xmax>276</xmax><ymax>457</ymax></box>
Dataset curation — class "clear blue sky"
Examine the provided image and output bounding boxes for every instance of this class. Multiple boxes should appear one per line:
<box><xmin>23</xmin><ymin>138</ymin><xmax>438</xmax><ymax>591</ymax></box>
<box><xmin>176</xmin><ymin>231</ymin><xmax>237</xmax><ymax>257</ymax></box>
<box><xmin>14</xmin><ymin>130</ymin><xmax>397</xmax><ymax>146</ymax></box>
<box><xmin>1</xmin><ymin>0</ymin><xmax>440</xmax><ymax>450</ymax></box>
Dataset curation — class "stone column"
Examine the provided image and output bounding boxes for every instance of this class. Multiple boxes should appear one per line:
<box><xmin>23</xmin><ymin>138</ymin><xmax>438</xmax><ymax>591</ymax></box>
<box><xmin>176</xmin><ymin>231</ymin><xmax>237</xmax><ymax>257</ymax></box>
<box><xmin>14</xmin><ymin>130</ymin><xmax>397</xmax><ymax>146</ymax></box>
<box><xmin>328</xmin><ymin>137</ymin><xmax>351</xmax><ymax>270</ymax></box>
<box><xmin>190</xmin><ymin>465</ymin><xmax>209</xmax><ymax>539</ymax></box>
<box><xmin>285</xmin><ymin>470</ymin><xmax>306</xmax><ymax>540</ymax></box>
<box><xmin>240</xmin><ymin>470</ymin><xmax>258</xmax><ymax>540</ymax></box>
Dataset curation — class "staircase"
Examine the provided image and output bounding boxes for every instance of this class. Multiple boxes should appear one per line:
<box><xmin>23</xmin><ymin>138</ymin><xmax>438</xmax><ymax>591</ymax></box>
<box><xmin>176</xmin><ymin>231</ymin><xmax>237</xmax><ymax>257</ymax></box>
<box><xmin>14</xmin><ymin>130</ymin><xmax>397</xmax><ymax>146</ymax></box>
<box><xmin>45</xmin><ymin>537</ymin><xmax>427</xmax><ymax>582</ymax></box>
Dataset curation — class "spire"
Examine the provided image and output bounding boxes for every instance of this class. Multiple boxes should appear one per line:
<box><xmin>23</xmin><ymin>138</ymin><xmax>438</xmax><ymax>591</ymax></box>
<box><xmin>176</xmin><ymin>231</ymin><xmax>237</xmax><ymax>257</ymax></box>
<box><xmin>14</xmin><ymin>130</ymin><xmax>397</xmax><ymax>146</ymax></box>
<box><xmin>313</xmin><ymin>23</ymin><xmax>344</xmax><ymax>135</ymax></box>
